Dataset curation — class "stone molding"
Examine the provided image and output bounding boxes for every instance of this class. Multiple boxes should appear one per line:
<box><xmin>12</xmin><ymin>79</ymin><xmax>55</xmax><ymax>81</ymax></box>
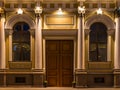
<box><xmin>5</xmin><ymin>14</ymin><xmax>35</xmax><ymax>30</ymax></box>
<box><xmin>85</xmin><ymin>15</ymin><xmax>115</xmax><ymax>30</ymax></box>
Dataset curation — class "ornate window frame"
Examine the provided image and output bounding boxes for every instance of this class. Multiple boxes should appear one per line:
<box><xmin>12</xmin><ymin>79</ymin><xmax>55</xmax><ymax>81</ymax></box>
<box><xmin>84</xmin><ymin>15</ymin><xmax>115</xmax><ymax>62</ymax></box>
<box><xmin>5</xmin><ymin>14</ymin><xmax>35</xmax><ymax>63</ymax></box>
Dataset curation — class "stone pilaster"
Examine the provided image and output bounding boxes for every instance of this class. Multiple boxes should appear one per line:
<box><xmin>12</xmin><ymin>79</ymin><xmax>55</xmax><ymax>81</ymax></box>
<box><xmin>114</xmin><ymin>18</ymin><xmax>120</xmax><ymax>69</ymax></box>
<box><xmin>35</xmin><ymin>15</ymin><xmax>43</xmax><ymax>70</ymax></box>
<box><xmin>114</xmin><ymin>7</ymin><xmax>120</xmax><ymax>87</ymax></box>
<box><xmin>77</xmin><ymin>13</ymin><xmax>85</xmax><ymax>69</ymax></box>
<box><xmin>76</xmin><ymin>5</ymin><xmax>87</xmax><ymax>88</ymax></box>
<box><xmin>0</xmin><ymin>17</ymin><xmax>5</xmax><ymax>69</ymax></box>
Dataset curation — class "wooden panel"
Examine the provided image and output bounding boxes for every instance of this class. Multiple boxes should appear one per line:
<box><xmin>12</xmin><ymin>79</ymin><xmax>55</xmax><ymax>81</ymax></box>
<box><xmin>46</xmin><ymin>40</ymin><xmax>73</xmax><ymax>87</ymax></box>
<box><xmin>46</xmin><ymin>54</ymin><xmax>59</xmax><ymax>86</ymax></box>
<box><xmin>60</xmin><ymin>54</ymin><xmax>73</xmax><ymax>86</ymax></box>
<box><xmin>46</xmin><ymin>40</ymin><xmax>59</xmax><ymax>54</ymax></box>
<box><xmin>61</xmin><ymin>55</ymin><xmax>73</xmax><ymax>69</ymax></box>
<box><xmin>60</xmin><ymin>40</ymin><xmax>73</xmax><ymax>54</ymax></box>
<box><xmin>46</xmin><ymin>40</ymin><xmax>59</xmax><ymax>86</ymax></box>
<box><xmin>0</xmin><ymin>74</ymin><xmax>4</xmax><ymax>86</ymax></box>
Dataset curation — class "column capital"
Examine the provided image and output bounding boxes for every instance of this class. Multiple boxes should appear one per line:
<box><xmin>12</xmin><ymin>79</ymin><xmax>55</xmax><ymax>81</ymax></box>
<box><xmin>34</xmin><ymin>5</ymin><xmax>42</xmax><ymax>17</ymax></box>
<box><xmin>85</xmin><ymin>29</ymin><xmax>90</xmax><ymax>35</ymax></box>
<box><xmin>5</xmin><ymin>29</ymin><xmax>13</xmax><ymax>35</ymax></box>
<box><xmin>29</xmin><ymin>29</ymin><xmax>35</xmax><ymax>36</ymax></box>
<box><xmin>107</xmin><ymin>29</ymin><xmax>115</xmax><ymax>35</ymax></box>
<box><xmin>78</xmin><ymin>6</ymin><xmax>85</xmax><ymax>17</ymax></box>
<box><xmin>0</xmin><ymin>7</ymin><xmax>4</xmax><ymax>18</ymax></box>
<box><xmin>114</xmin><ymin>7</ymin><xmax>120</xmax><ymax>18</ymax></box>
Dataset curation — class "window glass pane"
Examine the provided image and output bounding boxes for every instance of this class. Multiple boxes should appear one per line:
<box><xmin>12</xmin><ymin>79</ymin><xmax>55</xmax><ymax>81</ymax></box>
<box><xmin>12</xmin><ymin>22</ymin><xmax>30</xmax><ymax>62</ymax></box>
<box><xmin>14</xmin><ymin>25</ymin><xmax>21</xmax><ymax>31</ymax></box>
<box><xmin>21</xmin><ymin>31</ymin><xmax>30</xmax><ymax>42</ymax></box>
<box><xmin>89</xmin><ymin>44</ymin><xmax>96</xmax><ymax>51</ymax></box>
<box><xmin>23</xmin><ymin>24</ymin><xmax>30</xmax><ymax>31</ymax></box>
<box><xmin>13</xmin><ymin>43</ymin><xmax>30</xmax><ymax>61</ymax></box>
<box><xmin>90</xmin><ymin>31</ymin><xmax>97</xmax><ymax>43</ymax></box>
<box><xmin>13</xmin><ymin>43</ymin><xmax>21</xmax><ymax>61</ymax></box>
<box><xmin>13</xmin><ymin>31</ymin><xmax>21</xmax><ymax>42</ymax></box>
<box><xmin>89</xmin><ymin>22</ymin><xmax>107</xmax><ymax>62</ymax></box>
<box><xmin>21</xmin><ymin>43</ymin><xmax>30</xmax><ymax>61</ymax></box>
<box><xmin>98</xmin><ymin>44</ymin><xmax>107</xmax><ymax>61</ymax></box>
<box><xmin>89</xmin><ymin>50</ymin><xmax>97</xmax><ymax>61</ymax></box>
<box><xmin>98</xmin><ymin>30</ymin><xmax>107</xmax><ymax>42</ymax></box>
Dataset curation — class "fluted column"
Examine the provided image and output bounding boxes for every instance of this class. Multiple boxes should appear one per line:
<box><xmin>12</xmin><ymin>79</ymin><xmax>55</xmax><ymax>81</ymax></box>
<box><xmin>35</xmin><ymin>15</ymin><xmax>43</xmax><ymax>69</ymax></box>
<box><xmin>0</xmin><ymin>16</ymin><xmax>5</xmax><ymax>69</ymax></box>
<box><xmin>77</xmin><ymin>6</ymin><xmax>85</xmax><ymax>69</ymax></box>
<box><xmin>114</xmin><ymin>17</ymin><xmax>120</xmax><ymax>69</ymax></box>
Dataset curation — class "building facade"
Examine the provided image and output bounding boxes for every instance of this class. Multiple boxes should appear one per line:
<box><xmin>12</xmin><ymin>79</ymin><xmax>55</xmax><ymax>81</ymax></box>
<box><xmin>0</xmin><ymin>0</ymin><xmax>119</xmax><ymax>88</ymax></box>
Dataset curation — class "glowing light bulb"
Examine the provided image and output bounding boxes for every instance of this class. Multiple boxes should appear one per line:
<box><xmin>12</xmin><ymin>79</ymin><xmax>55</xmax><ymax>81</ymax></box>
<box><xmin>17</xmin><ymin>8</ymin><xmax>23</xmax><ymax>15</ymax></box>
<box><xmin>97</xmin><ymin>8</ymin><xmax>102</xmax><ymax>15</ymax></box>
<box><xmin>57</xmin><ymin>8</ymin><xmax>63</xmax><ymax>15</ymax></box>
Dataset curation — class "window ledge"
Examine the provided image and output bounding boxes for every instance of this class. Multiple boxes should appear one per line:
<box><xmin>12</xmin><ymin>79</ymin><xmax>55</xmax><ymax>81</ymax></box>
<box><xmin>9</xmin><ymin>61</ymin><xmax>32</xmax><ymax>69</ymax></box>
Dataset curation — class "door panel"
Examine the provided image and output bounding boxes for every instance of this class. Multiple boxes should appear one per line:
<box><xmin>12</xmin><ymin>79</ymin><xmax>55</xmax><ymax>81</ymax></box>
<box><xmin>46</xmin><ymin>54</ymin><xmax>59</xmax><ymax>86</ymax></box>
<box><xmin>61</xmin><ymin>54</ymin><xmax>73</xmax><ymax>87</ymax></box>
<box><xmin>46</xmin><ymin>40</ymin><xmax>60</xmax><ymax>54</ymax></box>
<box><xmin>60</xmin><ymin>40</ymin><xmax>73</xmax><ymax>54</ymax></box>
<box><xmin>46</xmin><ymin>40</ymin><xmax>73</xmax><ymax>87</ymax></box>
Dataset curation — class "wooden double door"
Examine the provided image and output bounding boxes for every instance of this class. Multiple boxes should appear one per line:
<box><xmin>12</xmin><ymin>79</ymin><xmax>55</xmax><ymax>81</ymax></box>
<box><xmin>46</xmin><ymin>40</ymin><xmax>73</xmax><ymax>87</ymax></box>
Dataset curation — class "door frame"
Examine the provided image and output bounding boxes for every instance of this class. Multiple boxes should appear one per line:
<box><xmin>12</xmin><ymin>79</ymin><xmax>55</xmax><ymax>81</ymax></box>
<box><xmin>43</xmin><ymin>36</ymin><xmax>77</xmax><ymax>82</ymax></box>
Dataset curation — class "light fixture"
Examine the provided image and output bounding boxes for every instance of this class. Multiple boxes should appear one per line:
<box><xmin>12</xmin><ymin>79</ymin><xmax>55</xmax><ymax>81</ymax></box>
<box><xmin>57</xmin><ymin>8</ymin><xmax>63</xmax><ymax>15</ymax></box>
<box><xmin>78</xmin><ymin>6</ymin><xmax>85</xmax><ymax>16</ymax></box>
<box><xmin>17</xmin><ymin>8</ymin><xmax>23</xmax><ymax>15</ymax></box>
<box><xmin>97</xmin><ymin>8</ymin><xmax>103</xmax><ymax>15</ymax></box>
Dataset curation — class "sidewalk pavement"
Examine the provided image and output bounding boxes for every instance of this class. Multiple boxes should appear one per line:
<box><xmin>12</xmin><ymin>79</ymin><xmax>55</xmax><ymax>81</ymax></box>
<box><xmin>0</xmin><ymin>87</ymin><xmax>119</xmax><ymax>90</ymax></box>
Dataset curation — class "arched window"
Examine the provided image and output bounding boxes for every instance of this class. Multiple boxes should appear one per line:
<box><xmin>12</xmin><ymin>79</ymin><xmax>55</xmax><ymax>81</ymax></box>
<box><xmin>12</xmin><ymin>22</ymin><xmax>30</xmax><ymax>61</ymax></box>
<box><xmin>89</xmin><ymin>22</ymin><xmax>107</xmax><ymax>62</ymax></box>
